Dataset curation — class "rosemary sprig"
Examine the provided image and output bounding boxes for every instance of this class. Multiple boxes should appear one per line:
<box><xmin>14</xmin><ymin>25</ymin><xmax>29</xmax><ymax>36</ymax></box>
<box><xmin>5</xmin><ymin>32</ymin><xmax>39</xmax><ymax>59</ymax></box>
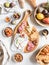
<box><xmin>43</xmin><ymin>0</ymin><xmax>49</xmax><ymax>11</ymax></box>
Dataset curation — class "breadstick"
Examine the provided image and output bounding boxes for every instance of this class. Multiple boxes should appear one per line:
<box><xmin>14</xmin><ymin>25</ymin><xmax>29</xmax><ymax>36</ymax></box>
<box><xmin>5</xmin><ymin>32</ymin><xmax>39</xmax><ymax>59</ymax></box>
<box><xmin>26</xmin><ymin>0</ymin><xmax>36</xmax><ymax>8</ymax></box>
<box><xmin>18</xmin><ymin>0</ymin><xmax>24</xmax><ymax>8</ymax></box>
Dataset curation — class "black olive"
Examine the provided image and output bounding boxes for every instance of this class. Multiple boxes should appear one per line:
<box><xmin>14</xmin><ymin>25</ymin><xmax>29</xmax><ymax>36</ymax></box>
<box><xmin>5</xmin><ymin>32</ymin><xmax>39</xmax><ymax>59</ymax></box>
<box><xmin>42</xmin><ymin>10</ymin><xmax>48</xmax><ymax>15</ymax></box>
<box><xmin>36</xmin><ymin>9</ymin><xmax>40</xmax><ymax>13</ymax></box>
<box><xmin>10</xmin><ymin>2</ymin><xmax>15</xmax><ymax>8</ymax></box>
<box><xmin>42</xmin><ymin>10</ymin><xmax>49</xmax><ymax>17</ymax></box>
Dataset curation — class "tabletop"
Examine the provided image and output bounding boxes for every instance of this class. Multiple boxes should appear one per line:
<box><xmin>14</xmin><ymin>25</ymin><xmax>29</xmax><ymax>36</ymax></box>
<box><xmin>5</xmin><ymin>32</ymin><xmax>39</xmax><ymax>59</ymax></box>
<box><xmin>0</xmin><ymin>0</ymin><xmax>49</xmax><ymax>65</ymax></box>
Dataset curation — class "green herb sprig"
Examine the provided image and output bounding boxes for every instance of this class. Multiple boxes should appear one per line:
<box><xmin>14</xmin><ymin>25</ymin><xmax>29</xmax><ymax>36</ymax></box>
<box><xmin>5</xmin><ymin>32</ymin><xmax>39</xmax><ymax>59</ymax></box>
<box><xmin>43</xmin><ymin>0</ymin><xmax>49</xmax><ymax>11</ymax></box>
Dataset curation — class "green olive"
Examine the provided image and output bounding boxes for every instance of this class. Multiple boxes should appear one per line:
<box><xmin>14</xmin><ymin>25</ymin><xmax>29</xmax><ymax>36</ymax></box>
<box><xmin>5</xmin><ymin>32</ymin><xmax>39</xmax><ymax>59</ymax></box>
<box><xmin>4</xmin><ymin>2</ymin><xmax>10</xmax><ymax>8</ymax></box>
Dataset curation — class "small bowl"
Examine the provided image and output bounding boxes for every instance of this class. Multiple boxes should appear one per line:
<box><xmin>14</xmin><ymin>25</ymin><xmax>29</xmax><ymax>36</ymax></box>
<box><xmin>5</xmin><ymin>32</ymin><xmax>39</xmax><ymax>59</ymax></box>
<box><xmin>13</xmin><ymin>53</ymin><xmax>23</xmax><ymax>62</ymax></box>
<box><xmin>2</xmin><ymin>27</ymin><xmax>13</xmax><ymax>37</ymax></box>
<box><xmin>34</xmin><ymin>3</ymin><xmax>49</xmax><ymax>27</ymax></box>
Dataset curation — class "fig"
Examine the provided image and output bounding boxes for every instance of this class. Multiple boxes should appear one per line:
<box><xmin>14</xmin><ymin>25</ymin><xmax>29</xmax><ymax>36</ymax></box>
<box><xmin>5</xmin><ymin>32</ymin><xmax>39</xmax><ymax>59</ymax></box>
<box><xmin>43</xmin><ymin>17</ymin><xmax>49</xmax><ymax>24</ymax></box>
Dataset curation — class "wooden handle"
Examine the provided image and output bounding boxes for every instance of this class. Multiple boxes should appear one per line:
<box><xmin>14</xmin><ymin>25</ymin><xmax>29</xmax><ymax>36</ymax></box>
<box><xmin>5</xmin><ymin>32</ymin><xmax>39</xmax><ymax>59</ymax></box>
<box><xmin>26</xmin><ymin>0</ymin><xmax>36</xmax><ymax>8</ymax></box>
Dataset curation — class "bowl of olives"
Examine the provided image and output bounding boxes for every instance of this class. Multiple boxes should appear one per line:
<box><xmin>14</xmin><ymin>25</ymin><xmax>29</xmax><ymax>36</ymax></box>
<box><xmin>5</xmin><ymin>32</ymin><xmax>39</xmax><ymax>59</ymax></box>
<box><xmin>34</xmin><ymin>2</ymin><xmax>49</xmax><ymax>27</ymax></box>
<box><xmin>4</xmin><ymin>2</ymin><xmax>15</xmax><ymax>8</ymax></box>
